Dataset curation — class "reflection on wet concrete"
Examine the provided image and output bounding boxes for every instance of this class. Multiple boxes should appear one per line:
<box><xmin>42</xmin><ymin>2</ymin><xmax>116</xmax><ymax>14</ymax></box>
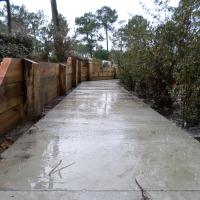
<box><xmin>0</xmin><ymin>80</ymin><xmax>200</xmax><ymax>199</ymax></box>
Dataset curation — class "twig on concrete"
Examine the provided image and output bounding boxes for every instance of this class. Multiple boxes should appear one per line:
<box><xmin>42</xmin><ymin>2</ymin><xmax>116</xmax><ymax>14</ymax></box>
<box><xmin>52</xmin><ymin>162</ymin><xmax>76</xmax><ymax>174</ymax></box>
<box><xmin>135</xmin><ymin>178</ymin><xmax>151</xmax><ymax>200</ymax></box>
<box><xmin>49</xmin><ymin>160</ymin><xmax>62</xmax><ymax>176</ymax></box>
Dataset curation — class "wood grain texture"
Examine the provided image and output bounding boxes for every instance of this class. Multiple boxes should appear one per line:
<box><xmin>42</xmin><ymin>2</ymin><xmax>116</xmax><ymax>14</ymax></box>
<box><xmin>90</xmin><ymin>60</ymin><xmax>115</xmax><ymax>81</ymax></box>
<box><xmin>0</xmin><ymin>104</ymin><xmax>24</xmax><ymax>135</ymax></box>
<box><xmin>0</xmin><ymin>58</ymin><xmax>23</xmax><ymax>85</ymax></box>
<box><xmin>81</xmin><ymin>60</ymin><xmax>89</xmax><ymax>81</ymax></box>
<box><xmin>0</xmin><ymin>83</ymin><xmax>24</xmax><ymax>114</ymax></box>
<box><xmin>78</xmin><ymin>60</ymin><xmax>82</xmax><ymax>83</ymax></box>
<box><xmin>59</xmin><ymin>64</ymin><xmax>67</xmax><ymax>96</ymax></box>
<box><xmin>66</xmin><ymin>65</ymin><xmax>72</xmax><ymax>92</ymax></box>
<box><xmin>71</xmin><ymin>58</ymin><xmax>78</xmax><ymax>87</ymax></box>
<box><xmin>24</xmin><ymin>59</ymin><xmax>41</xmax><ymax>119</ymax></box>
<box><xmin>38</xmin><ymin>62</ymin><xmax>60</xmax><ymax>107</ymax></box>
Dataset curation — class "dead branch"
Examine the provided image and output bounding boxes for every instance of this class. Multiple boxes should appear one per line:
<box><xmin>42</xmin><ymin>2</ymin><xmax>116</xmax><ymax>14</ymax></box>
<box><xmin>135</xmin><ymin>178</ymin><xmax>152</xmax><ymax>200</ymax></box>
<box><xmin>52</xmin><ymin>162</ymin><xmax>76</xmax><ymax>174</ymax></box>
<box><xmin>48</xmin><ymin>160</ymin><xmax>62</xmax><ymax>176</ymax></box>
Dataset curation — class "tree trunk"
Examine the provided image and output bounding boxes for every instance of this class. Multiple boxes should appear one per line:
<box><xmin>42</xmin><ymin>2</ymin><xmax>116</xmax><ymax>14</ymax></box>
<box><xmin>105</xmin><ymin>26</ymin><xmax>108</xmax><ymax>51</ymax></box>
<box><xmin>50</xmin><ymin>0</ymin><xmax>59</xmax><ymax>31</ymax></box>
<box><xmin>50</xmin><ymin>0</ymin><xmax>63</xmax><ymax>61</ymax></box>
<box><xmin>0</xmin><ymin>0</ymin><xmax>12</xmax><ymax>33</ymax></box>
<box><xmin>3</xmin><ymin>0</ymin><xmax>11</xmax><ymax>34</ymax></box>
<box><xmin>89</xmin><ymin>45</ymin><xmax>93</xmax><ymax>58</ymax></box>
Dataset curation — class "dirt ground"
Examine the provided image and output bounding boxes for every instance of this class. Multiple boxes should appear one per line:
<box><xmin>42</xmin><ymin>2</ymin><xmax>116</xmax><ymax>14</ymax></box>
<box><xmin>166</xmin><ymin>109</ymin><xmax>200</xmax><ymax>142</ymax></box>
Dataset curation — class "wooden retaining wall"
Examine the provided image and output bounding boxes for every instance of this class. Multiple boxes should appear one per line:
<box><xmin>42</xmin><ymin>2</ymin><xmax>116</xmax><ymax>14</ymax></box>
<box><xmin>0</xmin><ymin>57</ymin><xmax>116</xmax><ymax>135</ymax></box>
<box><xmin>39</xmin><ymin>62</ymin><xmax>60</xmax><ymax>107</ymax></box>
<box><xmin>81</xmin><ymin>60</ymin><xmax>89</xmax><ymax>81</ymax></box>
<box><xmin>90</xmin><ymin>60</ymin><xmax>116</xmax><ymax>81</ymax></box>
<box><xmin>0</xmin><ymin>58</ymin><xmax>24</xmax><ymax>134</ymax></box>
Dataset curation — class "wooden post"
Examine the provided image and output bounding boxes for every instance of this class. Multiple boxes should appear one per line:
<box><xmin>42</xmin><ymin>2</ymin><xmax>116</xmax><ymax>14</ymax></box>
<box><xmin>66</xmin><ymin>64</ymin><xmax>72</xmax><ymax>93</ymax></box>
<box><xmin>72</xmin><ymin>57</ymin><xmax>77</xmax><ymax>87</ymax></box>
<box><xmin>78</xmin><ymin>60</ymin><xmax>82</xmax><ymax>83</ymax></box>
<box><xmin>76</xmin><ymin>59</ymin><xmax>79</xmax><ymax>85</ymax></box>
<box><xmin>59</xmin><ymin>64</ymin><xmax>67</xmax><ymax>95</ymax></box>
<box><xmin>114</xmin><ymin>67</ymin><xmax>117</xmax><ymax>79</ymax></box>
<box><xmin>23</xmin><ymin>59</ymin><xmax>41</xmax><ymax>119</ymax></box>
<box><xmin>88</xmin><ymin>59</ymin><xmax>93</xmax><ymax>81</ymax></box>
<box><xmin>0</xmin><ymin>58</ymin><xmax>24</xmax><ymax>135</ymax></box>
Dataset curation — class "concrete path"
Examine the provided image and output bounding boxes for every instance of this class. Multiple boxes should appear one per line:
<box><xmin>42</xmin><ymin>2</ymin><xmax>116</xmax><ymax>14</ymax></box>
<box><xmin>0</xmin><ymin>80</ymin><xmax>200</xmax><ymax>199</ymax></box>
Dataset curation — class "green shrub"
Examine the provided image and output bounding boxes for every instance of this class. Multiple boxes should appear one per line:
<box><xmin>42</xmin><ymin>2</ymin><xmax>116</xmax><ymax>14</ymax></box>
<box><xmin>113</xmin><ymin>2</ymin><xmax>200</xmax><ymax>124</ymax></box>
<box><xmin>0</xmin><ymin>34</ymin><xmax>33</xmax><ymax>59</ymax></box>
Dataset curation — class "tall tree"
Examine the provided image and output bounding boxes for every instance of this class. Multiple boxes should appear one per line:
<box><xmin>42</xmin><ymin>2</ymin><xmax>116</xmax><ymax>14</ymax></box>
<box><xmin>97</xmin><ymin>6</ymin><xmax>118</xmax><ymax>51</ymax></box>
<box><xmin>4</xmin><ymin>5</ymin><xmax>47</xmax><ymax>53</ymax></box>
<box><xmin>50</xmin><ymin>0</ymin><xmax>59</xmax><ymax>31</ymax></box>
<box><xmin>75</xmin><ymin>12</ymin><xmax>102</xmax><ymax>57</ymax></box>
<box><xmin>0</xmin><ymin>0</ymin><xmax>11</xmax><ymax>33</ymax></box>
<box><xmin>50</xmin><ymin>0</ymin><xmax>65</xmax><ymax>61</ymax></box>
<box><xmin>0</xmin><ymin>3</ymin><xmax>70</xmax><ymax>61</ymax></box>
<box><xmin>49</xmin><ymin>14</ymin><xmax>71</xmax><ymax>61</ymax></box>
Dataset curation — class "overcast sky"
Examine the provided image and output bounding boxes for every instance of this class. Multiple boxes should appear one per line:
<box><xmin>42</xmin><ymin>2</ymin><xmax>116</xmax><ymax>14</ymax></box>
<box><xmin>5</xmin><ymin>0</ymin><xmax>180</xmax><ymax>30</ymax></box>
<box><xmin>0</xmin><ymin>0</ymin><xmax>180</xmax><ymax>49</ymax></box>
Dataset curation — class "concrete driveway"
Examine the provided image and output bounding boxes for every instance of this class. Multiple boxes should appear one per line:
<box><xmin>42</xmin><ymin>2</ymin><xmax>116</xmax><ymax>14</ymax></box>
<box><xmin>0</xmin><ymin>80</ymin><xmax>200</xmax><ymax>199</ymax></box>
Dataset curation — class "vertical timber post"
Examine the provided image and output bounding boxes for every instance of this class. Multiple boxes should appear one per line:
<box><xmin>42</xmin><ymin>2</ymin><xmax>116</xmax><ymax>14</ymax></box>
<box><xmin>59</xmin><ymin>64</ymin><xmax>67</xmax><ymax>95</ymax></box>
<box><xmin>23</xmin><ymin>59</ymin><xmax>41</xmax><ymax>120</ymax></box>
<box><xmin>75</xmin><ymin>59</ymin><xmax>79</xmax><ymax>85</ymax></box>
<box><xmin>72</xmin><ymin>57</ymin><xmax>77</xmax><ymax>87</ymax></box>
<box><xmin>88</xmin><ymin>59</ymin><xmax>93</xmax><ymax>81</ymax></box>
<box><xmin>78</xmin><ymin>59</ymin><xmax>82</xmax><ymax>83</ymax></box>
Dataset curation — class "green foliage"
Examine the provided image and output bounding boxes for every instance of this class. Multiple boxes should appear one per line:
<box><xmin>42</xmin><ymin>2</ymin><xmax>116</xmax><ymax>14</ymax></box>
<box><xmin>114</xmin><ymin>0</ymin><xmax>200</xmax><ymax>124</ymax></box>
<box><xmin>173</xmin><ymin>0</ymin><xmax>200</xmax><ymax>125</ymax></box>
<box><xmin>94</xmin><ymin>49</ymin><xmax>110</xmax><ymax>60</ymax></box>
<box><xmin>75</xmin><ymin>12</ymin><xmax>103</xmax><ymax>57</ymax></box>
<box><xmin>0</xmin><ymin>4</ymin><xmax>71</xmax><ymax>61</ymax></box>
<box><xmin>0</xmin><ymin>0</ymin><xmax>11</xmax><ymax>33</ymax></box>
<box><xmin>75</xmin><ymin>7</ymin><xmax>118</xmax><ymax>57</ymax></box>
<box><xmin>50</xmin><ymin>0</ymin><xmax>71</xmax><ymax>62</ymax></box>
<box><xmin>0</xmin><ymin>33</ymin><xmax>33</xmax><ymax>59</ymax></box>
<box><xmin>176</xmin><ymin>55</ymin><xmax>200</xmax><ymax>125</ymax></box>
<box><xmin>71</xmin><ymin>40</ymin><xmax>90</xmax><ymax>58</ymax></box>
<box><xmin>0</xmin><ymin>19</ymin><xmax>7</xmax><ymax>32</ymax></box>
<box><xmin>50</xmin><ymin>14</ymin><xmax>71</xmax><ymax>62</ymax></box>
<box><xmin>96</xmin><ymin>6</ymin><xmax>118</xmax><ymax>50</ymax></box>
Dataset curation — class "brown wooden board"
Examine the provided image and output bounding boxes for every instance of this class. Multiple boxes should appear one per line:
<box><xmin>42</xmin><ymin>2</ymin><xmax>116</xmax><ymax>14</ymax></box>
<box><xmin>66</xmin><ymin>65</ymin><xmax>72</xmax><ymax>92</ymax></box>
<box><xmin>59</xmin><ymin>64</ymin><xmax>67</xmax><ymax>96</ymax></box>
<box><xmin>40</xmin><ymin>77</ymin><xmax>59</xmax><ymax>106</ymax></box>
<box><xmin>39</xmin><ymin>62</ymin><xmax>59</xmax><ymax>77</ymax></box>
<box><xmin>39</xmin><ymin>62</ymin><xmax>60</xmax><ymax>107</ymax></box>
<box><xmin>0</xmin><ymin>83</ymin><xmax>24</xmax><ymax>114</ymax></box>
<box><xmin>0</xmin><ymin>58</ymin><xmax>23</xmax><ymax>85</ymax></box>
<box><xmin>23</xmin><ymin>59</ymin><xmax>42</xmax><ymax>119</ymax></box>
<box><xmin>78</xmin><ymin>60</ymin><xmax>82</xmax><ymax>83</ymax></box>
<box><xmin>81</xmin><ymin>62</ymin><xmax>89</xmax><ymax>81</ymax></box>
<box><xmin>0</xmin><ymin>104</ymin><xmax>24</xmax><ymax>135</ymax></box>
<box><xmin>71</xmin><ymin>58</ymin><xmax>78</xmax><ymax>87</ymax></box>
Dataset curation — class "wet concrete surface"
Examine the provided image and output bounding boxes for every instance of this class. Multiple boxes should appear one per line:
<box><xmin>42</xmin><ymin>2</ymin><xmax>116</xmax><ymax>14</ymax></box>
<box><xmin>0</xmin><ymin>80</ymin><xmax>200</xmax><ymax>199</ymax></box>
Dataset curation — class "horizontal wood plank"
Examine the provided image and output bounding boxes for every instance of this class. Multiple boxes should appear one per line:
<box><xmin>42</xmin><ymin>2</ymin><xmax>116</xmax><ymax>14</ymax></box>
<box><xmin>0</xmin><ymin>83</ymin><xmax>24</xmax><ymax>114</ymax></box>
<box><xmin>0</xmin><ymin>58</ymin><xmax>23</xmax><ymax>85</ymax></box>
<box><xmin>0</xmin><ymin>97</ymin><xmax>23</xmax><ymax>114</ymax></box>
<box><xmin>39</xmin><ymin>62</ymin><xmax>59</xmax><ymax>77</ymax></box>
<box><xmin>0</xmin><ymin>104</ymin><xmax>24</xmax><ymax>135</ymax></box>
